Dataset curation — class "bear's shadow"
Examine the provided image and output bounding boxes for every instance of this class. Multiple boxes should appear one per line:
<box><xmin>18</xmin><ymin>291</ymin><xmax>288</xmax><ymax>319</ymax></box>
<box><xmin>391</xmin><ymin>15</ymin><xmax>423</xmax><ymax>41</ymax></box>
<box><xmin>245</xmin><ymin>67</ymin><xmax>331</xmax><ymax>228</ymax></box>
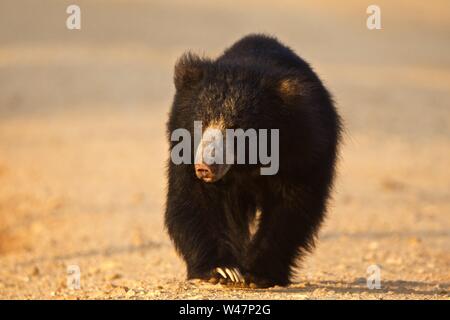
<box><xmin>271</xmin><ymin>279</ymin><xmax>448</xmax><ymax>297</ymax></box>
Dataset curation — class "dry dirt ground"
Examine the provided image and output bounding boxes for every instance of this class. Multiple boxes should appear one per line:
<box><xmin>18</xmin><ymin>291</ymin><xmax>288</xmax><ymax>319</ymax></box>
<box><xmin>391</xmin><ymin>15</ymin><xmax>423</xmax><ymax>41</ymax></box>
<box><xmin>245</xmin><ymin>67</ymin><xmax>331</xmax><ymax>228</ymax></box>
<box><xmin>0</xmin><ymin>0</ymin><xmax>449</xmax><ymax>299</ymax></box>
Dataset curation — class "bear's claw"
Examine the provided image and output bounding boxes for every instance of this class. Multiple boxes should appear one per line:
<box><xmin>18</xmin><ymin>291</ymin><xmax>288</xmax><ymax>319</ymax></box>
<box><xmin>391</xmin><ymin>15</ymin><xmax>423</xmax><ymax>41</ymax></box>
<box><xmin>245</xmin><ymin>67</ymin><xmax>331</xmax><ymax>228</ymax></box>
<box><xmin>214</xmin><ymin>267</ymin><xmax>245</xmax><ymax>284</ymax></box>
<box><xmin>204</xmin><ymin>268</ymin><xmax>276</xmax><ymax>288</ymax></box>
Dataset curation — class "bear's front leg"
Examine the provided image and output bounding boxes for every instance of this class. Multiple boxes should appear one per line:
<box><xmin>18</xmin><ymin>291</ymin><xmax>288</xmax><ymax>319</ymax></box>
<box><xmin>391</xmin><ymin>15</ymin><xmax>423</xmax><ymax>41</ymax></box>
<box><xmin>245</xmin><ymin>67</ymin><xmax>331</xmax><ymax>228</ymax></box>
<box><xmin>244</xmin><ymin>191</ymin><xmax>326</xmax><ymax>288</ymax></box>
<box><xmin>165</xmin><ymin>165</ymin><xmax>245</xmax><ymax>284</ymax></box>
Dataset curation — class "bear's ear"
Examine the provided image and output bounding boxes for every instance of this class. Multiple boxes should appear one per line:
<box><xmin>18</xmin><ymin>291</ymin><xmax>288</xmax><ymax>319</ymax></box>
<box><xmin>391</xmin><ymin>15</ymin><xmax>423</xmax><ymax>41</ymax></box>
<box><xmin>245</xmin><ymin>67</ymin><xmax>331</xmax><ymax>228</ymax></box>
<box><xmin>277</xmin><ymin>78</ymin><xmax>303</xmax><ymax>102</ymax></box>
<box><xmin>174</xmin><ymin>53</ymin><xmax>206</xmax><ymax>90</ymax></box>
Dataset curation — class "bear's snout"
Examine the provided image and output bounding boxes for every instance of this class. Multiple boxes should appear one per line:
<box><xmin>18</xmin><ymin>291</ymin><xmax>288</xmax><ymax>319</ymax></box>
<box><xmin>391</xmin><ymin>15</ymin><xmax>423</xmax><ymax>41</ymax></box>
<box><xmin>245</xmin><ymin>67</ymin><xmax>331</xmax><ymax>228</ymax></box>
<box><xmin>195</xmin><ymin>163</ymin><xmax>216</xmax><ymax>182</ymax></box>
<box><xmin>194</xmin><ymin>163</ymin><xmax>230</xmax><ymax>183</ymax></box>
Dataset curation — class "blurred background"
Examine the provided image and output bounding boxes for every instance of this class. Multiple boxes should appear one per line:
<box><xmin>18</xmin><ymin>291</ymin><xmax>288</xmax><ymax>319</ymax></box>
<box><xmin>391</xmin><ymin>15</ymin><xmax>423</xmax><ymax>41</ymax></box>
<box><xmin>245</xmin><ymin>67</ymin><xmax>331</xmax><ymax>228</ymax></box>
<box><xmin>0</xmin><ymin>0</ymin><xmax>448</xmax><ymax>299</ymax></box>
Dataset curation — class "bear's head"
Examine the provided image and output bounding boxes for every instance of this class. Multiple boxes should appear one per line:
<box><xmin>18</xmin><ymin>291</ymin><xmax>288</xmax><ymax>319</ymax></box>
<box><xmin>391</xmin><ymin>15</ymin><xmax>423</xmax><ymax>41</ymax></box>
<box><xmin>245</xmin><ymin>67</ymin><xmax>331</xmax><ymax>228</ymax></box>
<box><xmin>173</xmin><ymin>53</ymin><xmax>301</xmax><ymax>182</ymax></box>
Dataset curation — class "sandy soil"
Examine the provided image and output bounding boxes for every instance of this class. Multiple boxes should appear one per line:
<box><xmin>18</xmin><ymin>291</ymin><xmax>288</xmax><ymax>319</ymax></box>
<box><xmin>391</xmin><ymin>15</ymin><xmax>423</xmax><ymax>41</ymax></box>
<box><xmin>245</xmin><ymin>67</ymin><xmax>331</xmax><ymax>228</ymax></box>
<box><xmin>0</xmin><ymin>0</ymin><xmax>449</xmax><ymax>299</ymax></box>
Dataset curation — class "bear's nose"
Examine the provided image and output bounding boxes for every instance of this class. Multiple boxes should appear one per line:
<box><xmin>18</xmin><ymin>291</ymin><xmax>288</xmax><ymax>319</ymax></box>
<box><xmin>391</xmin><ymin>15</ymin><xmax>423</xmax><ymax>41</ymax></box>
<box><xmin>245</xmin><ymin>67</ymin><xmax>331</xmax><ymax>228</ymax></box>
<box><xmin>195</xmin><ymin>163</ymin><xmax>216</xmax><ymax>182</ymax></box>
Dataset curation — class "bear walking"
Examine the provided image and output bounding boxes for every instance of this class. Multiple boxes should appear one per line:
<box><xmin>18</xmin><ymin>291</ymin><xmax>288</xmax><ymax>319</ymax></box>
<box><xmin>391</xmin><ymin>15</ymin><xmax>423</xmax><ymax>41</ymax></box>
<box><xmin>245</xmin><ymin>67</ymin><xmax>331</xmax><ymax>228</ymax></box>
<box><xmin>165</xmin><ymin>34</ymin><xmax>342</xmax><ymax>287</ymax></box>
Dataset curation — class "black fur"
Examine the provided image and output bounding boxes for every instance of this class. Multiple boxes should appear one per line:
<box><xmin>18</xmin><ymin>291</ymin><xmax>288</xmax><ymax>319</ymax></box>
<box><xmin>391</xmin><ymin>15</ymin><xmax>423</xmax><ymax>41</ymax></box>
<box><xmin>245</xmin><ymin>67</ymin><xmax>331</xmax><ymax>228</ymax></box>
<box><xmin>165</xmin><ymin>34</ymin><xmax>342</xmax><ymax>287</ymax></box>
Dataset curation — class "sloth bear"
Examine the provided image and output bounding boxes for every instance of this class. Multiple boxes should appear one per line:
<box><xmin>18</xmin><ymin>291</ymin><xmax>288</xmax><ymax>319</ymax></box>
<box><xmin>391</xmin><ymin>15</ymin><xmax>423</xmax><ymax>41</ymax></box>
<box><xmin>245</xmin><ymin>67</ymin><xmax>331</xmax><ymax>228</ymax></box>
<box><xmin>165</xmin><ymin>34</ymin><xmax>342</xmax><ymax>288</ymax></box>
